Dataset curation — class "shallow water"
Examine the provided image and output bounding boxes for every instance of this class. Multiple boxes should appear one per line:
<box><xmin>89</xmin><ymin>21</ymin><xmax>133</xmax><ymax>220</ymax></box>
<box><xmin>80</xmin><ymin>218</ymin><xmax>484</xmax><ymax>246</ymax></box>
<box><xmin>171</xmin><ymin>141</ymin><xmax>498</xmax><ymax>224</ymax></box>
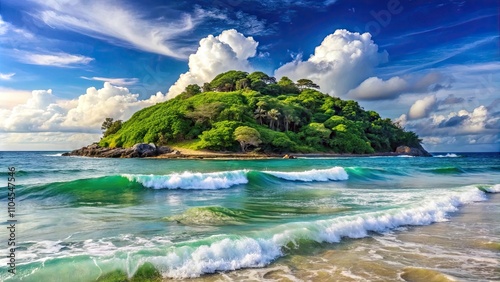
<box><xmin>0</xmin><ymin>152</ymin><xmax>498</xmax><ymax>281</ymax></box>
<box><xmin>204</xmin><ymin>194</ymin><xmax>499</xmax><ymax>281</ymax></box>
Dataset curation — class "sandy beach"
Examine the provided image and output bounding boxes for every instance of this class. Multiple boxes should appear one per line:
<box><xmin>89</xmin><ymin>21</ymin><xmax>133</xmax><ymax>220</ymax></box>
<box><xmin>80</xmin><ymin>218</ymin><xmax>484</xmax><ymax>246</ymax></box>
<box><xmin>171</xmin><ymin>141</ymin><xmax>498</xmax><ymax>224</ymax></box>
<box><xmin>151</xmin><ymin>146</ymin><xmax>408</xmax><ymax>159</ymax></box>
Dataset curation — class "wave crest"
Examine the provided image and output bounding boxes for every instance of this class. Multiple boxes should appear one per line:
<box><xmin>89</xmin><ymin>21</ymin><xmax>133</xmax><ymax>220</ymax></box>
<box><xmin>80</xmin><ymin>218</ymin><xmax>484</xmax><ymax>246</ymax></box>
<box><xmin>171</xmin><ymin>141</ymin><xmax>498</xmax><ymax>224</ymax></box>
<box><xmin>434</xmin><ymin>153</ymin><xmax>460</xmax><ymax>158</ymax></box>
<box><xmin>124</xmin><ymin>167</ymin><xmax>348</xmax><ymax>189</ymax></box>
<box><xmin>122</xmin><ymin>170</ymin><xmax>249</xmax><ymax>190</ymax></box>
<box><xmin>264</xmin><ymin>167</ymin><xmax>348</xmax><ymax>182</ymax></box>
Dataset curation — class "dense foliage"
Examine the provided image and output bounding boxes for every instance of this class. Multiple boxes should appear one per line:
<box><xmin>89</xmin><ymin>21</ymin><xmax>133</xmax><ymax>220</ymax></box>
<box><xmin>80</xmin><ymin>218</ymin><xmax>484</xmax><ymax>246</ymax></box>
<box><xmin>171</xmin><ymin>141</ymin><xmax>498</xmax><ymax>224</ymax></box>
<box><xmin>100</xmin><ymin>70</ymin><xmax>422</xmax><ymax>153</ymax></box>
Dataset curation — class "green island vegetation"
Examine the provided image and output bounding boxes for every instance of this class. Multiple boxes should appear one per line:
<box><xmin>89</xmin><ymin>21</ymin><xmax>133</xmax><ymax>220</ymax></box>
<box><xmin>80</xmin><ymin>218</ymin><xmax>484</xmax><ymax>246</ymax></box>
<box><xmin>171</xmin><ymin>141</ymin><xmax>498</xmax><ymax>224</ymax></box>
<box><xmin>100</xmin><ymin>70</ymin><xmax>422</xmax><ymax>154</ymax></box>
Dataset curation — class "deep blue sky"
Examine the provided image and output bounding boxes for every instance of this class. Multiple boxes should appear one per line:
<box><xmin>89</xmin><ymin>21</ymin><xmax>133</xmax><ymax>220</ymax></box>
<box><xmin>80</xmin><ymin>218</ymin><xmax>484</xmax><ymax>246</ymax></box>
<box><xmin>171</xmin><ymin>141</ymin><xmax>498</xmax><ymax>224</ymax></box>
<box><xmin>0</xmin><ymin>0</ymin><xmax>498</xmax><ymax>151</ymax></box>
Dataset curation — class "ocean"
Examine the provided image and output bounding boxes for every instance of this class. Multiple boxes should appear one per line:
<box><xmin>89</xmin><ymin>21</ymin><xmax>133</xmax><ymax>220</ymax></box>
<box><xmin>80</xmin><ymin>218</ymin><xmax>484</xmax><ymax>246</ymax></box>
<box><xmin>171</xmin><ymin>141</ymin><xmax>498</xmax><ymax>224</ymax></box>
<box><xmin>0</xmin><ymin>151</ymin><xmax>499</xmax><ymax>281</ymax></box>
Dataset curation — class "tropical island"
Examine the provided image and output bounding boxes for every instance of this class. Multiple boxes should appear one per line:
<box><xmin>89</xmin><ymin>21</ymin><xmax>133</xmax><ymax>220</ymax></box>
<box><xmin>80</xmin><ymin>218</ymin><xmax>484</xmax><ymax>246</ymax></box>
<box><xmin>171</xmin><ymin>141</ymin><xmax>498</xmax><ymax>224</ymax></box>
<box><xmin>63</xmin><ymin>70</ymin><xmax>430</xmax><ymax>158</ymax></box>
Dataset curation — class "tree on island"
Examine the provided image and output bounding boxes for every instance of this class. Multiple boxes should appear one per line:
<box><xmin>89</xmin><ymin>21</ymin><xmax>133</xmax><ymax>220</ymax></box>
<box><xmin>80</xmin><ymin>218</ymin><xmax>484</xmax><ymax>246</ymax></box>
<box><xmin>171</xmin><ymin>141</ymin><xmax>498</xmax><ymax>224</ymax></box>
<box><xmin>181</xmin><ymin>84</ymin><xmax>201</xmax><ymax>97</ymax></box>
<box><xmin>297</xmin><ymin>78</ymin><xmax>320</xmax><ymax>90</ymax></box>
<box><xmin>266</xmin><ymin>109</ymin><xmax>281</xmax><ymax>130</ymax></box>
<box><xmin>101</xmin><ymin>118</ymin><xmax>114</xmax><ymax>132</ymax></box>
<box><xmin>185</xmin><ymin>102</ymin><xmax>224</xmax><ymax>125</ymax></box>
<box><xmin>101</xmin><ymin>118</ymin><xmax>122</xmax><ymax>137</ymax></box>
<box><xmin>209</xmin><ymin>70</ymin><xmax>248</xmax><ymax>92</ymax></box>
<box><xmin>254</xmin><ymin>107</ymin><xmax>266</xmax><ymax>125</ymax></box>
<box><xmin>278</xmin><ymin>76</ymin><xmax>300</xmax><ymax>94</ymax></box>
<box><xmin>234</xmin><ymin>126</ymin><xmax>262</xmax><ymax>152</ymax></box>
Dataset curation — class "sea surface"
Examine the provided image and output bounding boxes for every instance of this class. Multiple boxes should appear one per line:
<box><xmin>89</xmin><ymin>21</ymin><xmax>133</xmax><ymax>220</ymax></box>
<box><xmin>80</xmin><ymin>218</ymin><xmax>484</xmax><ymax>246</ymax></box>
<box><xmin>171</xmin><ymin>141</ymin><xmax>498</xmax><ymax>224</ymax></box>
<box><xmin>0</xmin><ymin>151</ymin><xmax>499</xmax><ymax>281</ymax></box>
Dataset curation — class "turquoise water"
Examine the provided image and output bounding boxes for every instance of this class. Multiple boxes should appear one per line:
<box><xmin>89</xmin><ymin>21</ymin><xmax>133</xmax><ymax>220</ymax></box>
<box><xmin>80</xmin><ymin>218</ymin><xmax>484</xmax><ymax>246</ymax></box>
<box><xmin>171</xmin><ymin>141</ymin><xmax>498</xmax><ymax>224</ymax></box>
<box><xmin>0</xmin><ymin>152</ymin><xmax>499</xmax><ymax>281</ymax></box>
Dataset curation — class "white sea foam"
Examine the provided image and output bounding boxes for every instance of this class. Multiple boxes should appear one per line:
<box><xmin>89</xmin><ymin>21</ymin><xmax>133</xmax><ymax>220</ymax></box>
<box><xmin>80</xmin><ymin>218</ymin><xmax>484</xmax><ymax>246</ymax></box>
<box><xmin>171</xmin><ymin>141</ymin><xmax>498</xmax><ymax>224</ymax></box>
<box><xmin>43</xmin><ymin>153</ymin><xmax>63</xmax><ymax>157</ymax></box>
<box><xmin>397</xmin><ymin>155</ymin><xmax>414</xmax><ymax>158</ymax></box>
<box><xmin>28</xmin><ymin>240</ymin><xmax>66</xmax><ymax>254</ymax></box>
<box><xmin>123</xmin><ymin>167</ymin><xmax>349</xmax><ymax>189</ymax></box>
<box><xmin>483</xmin><ymin>184</ymin><xmax>500</xmax><ymax>193</ymax></box>
<box><xmin>152</xmin><ymin>237</ymin><xmax>282</xmax><ymax>278</ymax></box>
<box><xmin>122</xmin><ymin>170</ymin><xmax>249</xmax><ymax>189</ymax></box>
<box><xmin>264</xmin><ymin>167</ymin><xmax>348</xmax><ymax>181</ymax></box>
<box><xmin>434</xmin><ymin>153</ymin><xmax>460</xmax><ymax>158</ymax></box>
<box><xmin>144</xmin><ymin>186</ymin><xmax>493</xmax><ymax>278</ymax></box>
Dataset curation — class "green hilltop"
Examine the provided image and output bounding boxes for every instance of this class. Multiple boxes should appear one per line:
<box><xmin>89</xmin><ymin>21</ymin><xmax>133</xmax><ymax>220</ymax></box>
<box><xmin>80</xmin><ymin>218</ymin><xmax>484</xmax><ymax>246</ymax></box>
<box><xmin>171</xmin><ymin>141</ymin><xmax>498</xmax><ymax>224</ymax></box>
<box><xmin>99</xmin><ymin>70</ymin><xmax>423</xmax><ymax>154</ymax></box>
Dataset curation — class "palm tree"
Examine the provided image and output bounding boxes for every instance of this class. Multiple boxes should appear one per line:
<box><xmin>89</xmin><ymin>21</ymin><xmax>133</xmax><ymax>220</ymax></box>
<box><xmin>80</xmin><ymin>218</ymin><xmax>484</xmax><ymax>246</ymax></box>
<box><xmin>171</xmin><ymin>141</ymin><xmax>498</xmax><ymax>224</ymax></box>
<box><xmin>254</xmin><ymin>108</ymin><xmax>266</xmax><ymax>125</ymax></box>
<box><xmin>267</xmin><ymin>109</ymin><xmax>280</xmax><ymax>130</ymax></box>
<box><xmin>292</xmin><ymin>116</ymin><xmax>301</xmax><ymax>132</ymax></box>
<box><xmin>284</xmin><ymin>114</ymin><xmax>294</xmax><ymax>132</ymax></box>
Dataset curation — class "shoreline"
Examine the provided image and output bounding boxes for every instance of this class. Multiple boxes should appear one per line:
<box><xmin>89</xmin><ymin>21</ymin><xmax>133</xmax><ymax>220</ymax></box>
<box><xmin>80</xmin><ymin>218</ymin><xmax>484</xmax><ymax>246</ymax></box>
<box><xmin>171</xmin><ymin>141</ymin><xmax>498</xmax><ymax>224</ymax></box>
<box><xmin>62</xmin><ymin>143</ymin><xmax>431</xmax><ymax>159</ymax></box>
<box><xmin>149</xmin><ymin>151</ymin><xmax>407</xmax><ymax>159</ymax></box>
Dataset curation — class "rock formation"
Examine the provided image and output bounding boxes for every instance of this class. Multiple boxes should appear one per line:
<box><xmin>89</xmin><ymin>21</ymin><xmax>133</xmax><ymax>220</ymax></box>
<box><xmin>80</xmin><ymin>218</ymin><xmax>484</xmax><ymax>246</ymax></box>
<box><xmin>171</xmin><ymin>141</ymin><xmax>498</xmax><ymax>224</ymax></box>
<box><xmin>62</xmin><ymin>143</ymin><xmax>172</xmax><ymax>158</ymax></box>
<box><xmin>395</xmin><ymin>145</ymin><xmax>432</xmax><ymax>157</ymax></box>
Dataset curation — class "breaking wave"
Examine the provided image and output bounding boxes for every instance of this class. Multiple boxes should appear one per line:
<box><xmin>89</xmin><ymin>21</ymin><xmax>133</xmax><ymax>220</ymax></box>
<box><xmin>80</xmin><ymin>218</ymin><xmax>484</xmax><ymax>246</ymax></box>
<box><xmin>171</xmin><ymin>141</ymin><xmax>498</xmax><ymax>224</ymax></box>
<box><xmin>122</xmin><ymin>170</ymin><xmax>249</xmax><ymax>190</ymax></box>
<box><xmin>434</xmin><ymin>153</ymin><xmax>460</xmax><ymax>158</ymax></box>
<box><xmin>152</xmin><ymin>185</ymin><xmax>496</xmax><ymax>278</ymax></box>
<box><xmin>124</xmin><ymin>167</ymin><xmax>348</xmax><ymax>190</ymax></box>
<box><xmin>264</xmin><ymin>167</ymin><xmax>348</xmax><ymax>182</ymax></box>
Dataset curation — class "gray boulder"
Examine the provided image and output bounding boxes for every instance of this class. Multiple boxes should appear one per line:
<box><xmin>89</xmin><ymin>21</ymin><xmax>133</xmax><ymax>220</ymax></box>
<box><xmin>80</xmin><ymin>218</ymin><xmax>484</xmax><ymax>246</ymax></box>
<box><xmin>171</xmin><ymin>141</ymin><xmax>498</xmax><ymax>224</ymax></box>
<box><xmin>395</xmin><ymin>145</ymin><xmax>431</xmax><ymax>157</ymax></box>
<box><xmin>131</xmin><ymin>143</ymin><xmax>157</xmax><ymax>157</ymax></box>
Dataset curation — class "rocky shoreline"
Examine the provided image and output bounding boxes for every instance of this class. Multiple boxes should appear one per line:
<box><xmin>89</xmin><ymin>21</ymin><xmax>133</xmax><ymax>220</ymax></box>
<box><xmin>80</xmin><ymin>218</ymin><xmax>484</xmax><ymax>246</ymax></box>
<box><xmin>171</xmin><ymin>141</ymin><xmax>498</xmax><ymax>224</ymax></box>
<box><xmin>62</xmin><ymin>143</ymin><xmax>172</xmax><ymax>158</ymax></box>
<box><xmin>62</xmin><ymin>143</ymin><xmax>431</xmax><ymax>159</ymax></box>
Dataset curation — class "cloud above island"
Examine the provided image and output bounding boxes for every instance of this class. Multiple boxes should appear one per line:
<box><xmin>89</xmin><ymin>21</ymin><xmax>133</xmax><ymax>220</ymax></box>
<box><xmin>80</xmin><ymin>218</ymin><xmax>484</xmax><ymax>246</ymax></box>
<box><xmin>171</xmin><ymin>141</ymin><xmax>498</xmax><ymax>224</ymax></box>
<box><xmin>402</xmin><ymin>104</ymin><xmax>500</xmax><ymax>148</ymax></box>
<box><xmin>167</xmin><ymin>29</ymin><xmax>258</xmax><ymax>99</ymax></box>
<box><xmin>168</xmin><ymin>29</ymin><xmax>396</xmax><ymax>99</ymax></box>
<box><xmin>396</xmin><ymin>96</ymin><xmax>500</xmax><ymax>152</ymax></box>
<box><xmin>347</xmin><ymin>73</ymin><xmax>448</xmax><ymax>100</ymax></box>
<box><xmin>408</xmin><ymin>95</ymin><xmax>438</xmax><ymax>119</ymax></box>
<box><xmin>0</xmin><ymin>82</ymin><xmax>167</xmax><ymax>133</ymax></box>
<box><xmin>275</xmin><ymin>29</ymin><xmax>388</xmax><ymax>97</ymax></box>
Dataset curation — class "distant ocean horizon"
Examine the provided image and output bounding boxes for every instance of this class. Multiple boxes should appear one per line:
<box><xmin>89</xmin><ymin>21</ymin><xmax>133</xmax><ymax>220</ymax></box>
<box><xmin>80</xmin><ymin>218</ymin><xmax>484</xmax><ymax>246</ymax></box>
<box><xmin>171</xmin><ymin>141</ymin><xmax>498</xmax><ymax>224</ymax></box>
<box><xmin>1</xmin><ymin>151</ymin><xmax>499</xmax><ymax>281</ymax></box>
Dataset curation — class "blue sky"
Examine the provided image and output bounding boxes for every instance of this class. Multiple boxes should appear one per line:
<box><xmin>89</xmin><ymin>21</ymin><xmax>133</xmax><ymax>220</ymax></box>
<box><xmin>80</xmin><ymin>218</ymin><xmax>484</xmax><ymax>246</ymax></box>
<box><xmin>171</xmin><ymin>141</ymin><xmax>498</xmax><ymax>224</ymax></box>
<box><xmin>0</xmin><ymin>0</ymin><xmax>498</xmax><ymax>151</ymax></box>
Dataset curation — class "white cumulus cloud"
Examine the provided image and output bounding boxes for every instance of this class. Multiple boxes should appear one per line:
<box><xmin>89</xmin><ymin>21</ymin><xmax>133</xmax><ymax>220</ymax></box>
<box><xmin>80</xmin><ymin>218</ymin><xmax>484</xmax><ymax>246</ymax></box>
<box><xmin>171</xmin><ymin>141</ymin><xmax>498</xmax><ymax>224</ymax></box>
<box><xmin>347</xmin><ymin>76</ymin><xmax>408</xmax><ymax>100</ymax></box>
<box><xmin>275</xmin><ymin>29</ymin><xmax>388</xmax><ymax>97</ymax></box>
<box><xmin>166</xmin><ymin>29</ymin><xmax>258</xmax><ymax>99</ymax></box>
<box><xmin>431</xmin><ymin>105</ymin><xmax>495</xmax><ymax>134</ymax></box>
<box><xmin>401</xmin><ymin>104</ymin><xmax>499</xmax><ymax>152</ymax></box>
<box><xmin>348</xmin><ymin>72</ymin><xmax>447</xmax><ymax>100</ymax></box>
<box><xmin>408</xmin><ymin>95</ymin><xmax>437</xmax><ymax>119</ymax></box>
<box><xmin>0</xmin><ymin>83</ymin><xmax>167</xmax><ymax>133</ymax></box>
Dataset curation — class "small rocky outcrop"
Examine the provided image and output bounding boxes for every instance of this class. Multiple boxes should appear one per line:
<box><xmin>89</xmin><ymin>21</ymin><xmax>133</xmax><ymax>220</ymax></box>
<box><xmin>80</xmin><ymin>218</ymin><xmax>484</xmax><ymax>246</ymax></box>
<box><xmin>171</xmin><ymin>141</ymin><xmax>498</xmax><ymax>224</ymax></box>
<box><xmin>282</xmin><ymin>154</ymin><xmax>296</xmax><ymax>159</ymax></box>
<box><xmin>395</xmin><ymin>145</ymin><xmax>432</xmax><ymax>157</ymax></box>
<box><xmin>62</xmin><ymin>143</ymin><xmax>172</xmax><ymax>158</ymax></box>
